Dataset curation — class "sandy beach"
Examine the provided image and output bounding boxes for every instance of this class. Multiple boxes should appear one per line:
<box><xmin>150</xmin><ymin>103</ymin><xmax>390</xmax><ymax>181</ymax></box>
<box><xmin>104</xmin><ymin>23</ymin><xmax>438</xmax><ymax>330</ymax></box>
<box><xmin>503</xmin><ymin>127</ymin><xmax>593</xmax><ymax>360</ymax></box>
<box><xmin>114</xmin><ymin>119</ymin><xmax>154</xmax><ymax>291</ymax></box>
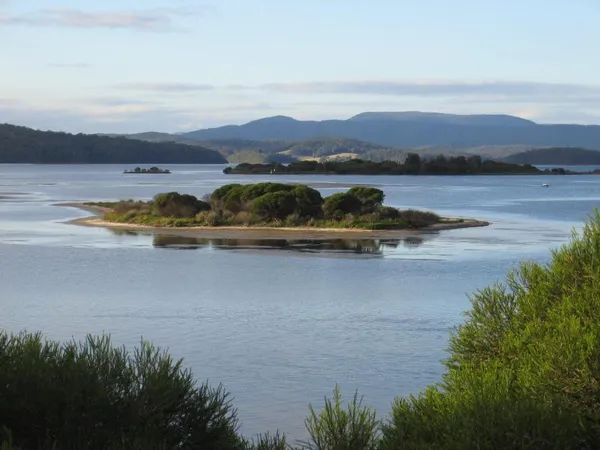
<box><xmin>57</xmin><ymin>202</ymin><xmax>490</xmax><ymax>240</ymax></box>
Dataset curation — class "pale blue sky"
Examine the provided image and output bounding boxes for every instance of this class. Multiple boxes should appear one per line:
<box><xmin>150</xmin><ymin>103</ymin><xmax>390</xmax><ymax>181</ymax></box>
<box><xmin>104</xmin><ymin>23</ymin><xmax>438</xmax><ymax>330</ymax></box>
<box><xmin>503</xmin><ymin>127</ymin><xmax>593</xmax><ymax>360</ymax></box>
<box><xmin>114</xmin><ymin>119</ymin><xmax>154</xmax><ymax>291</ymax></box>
<box><xmin>1</xmin><ymin>0</ymin><xmax>599</xmax><ymax>132</ymax></box>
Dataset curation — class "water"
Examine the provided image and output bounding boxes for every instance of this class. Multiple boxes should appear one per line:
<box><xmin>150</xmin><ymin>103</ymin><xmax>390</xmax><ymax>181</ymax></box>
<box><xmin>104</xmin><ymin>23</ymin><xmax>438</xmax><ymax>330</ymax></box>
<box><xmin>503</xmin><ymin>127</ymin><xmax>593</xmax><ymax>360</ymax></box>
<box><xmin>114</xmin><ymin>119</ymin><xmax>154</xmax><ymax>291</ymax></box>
<box><xmin>1</xmin><ymin>164</ymin><xmax>599</xmax><ymax>438</ymax></box>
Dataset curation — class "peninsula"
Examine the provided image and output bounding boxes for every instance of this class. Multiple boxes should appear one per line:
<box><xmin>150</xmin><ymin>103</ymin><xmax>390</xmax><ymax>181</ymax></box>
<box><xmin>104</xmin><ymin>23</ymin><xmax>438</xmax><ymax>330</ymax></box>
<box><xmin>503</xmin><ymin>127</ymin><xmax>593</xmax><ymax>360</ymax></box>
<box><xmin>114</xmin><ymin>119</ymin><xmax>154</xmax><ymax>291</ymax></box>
<box><xmin>63</xmin><ymin>182</ymin><xmax>489</xmax><ymax>238</ymax></box>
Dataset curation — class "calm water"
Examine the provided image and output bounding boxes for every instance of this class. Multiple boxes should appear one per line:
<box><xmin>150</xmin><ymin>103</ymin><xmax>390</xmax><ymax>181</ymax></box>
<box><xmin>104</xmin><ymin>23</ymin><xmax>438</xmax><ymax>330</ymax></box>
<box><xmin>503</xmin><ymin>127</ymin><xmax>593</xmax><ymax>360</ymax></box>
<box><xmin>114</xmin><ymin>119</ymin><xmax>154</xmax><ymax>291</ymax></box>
<box><xmin>1</xmin><ymin>164</ymin><xmax>599</xmax><ymax>438</ymax></box>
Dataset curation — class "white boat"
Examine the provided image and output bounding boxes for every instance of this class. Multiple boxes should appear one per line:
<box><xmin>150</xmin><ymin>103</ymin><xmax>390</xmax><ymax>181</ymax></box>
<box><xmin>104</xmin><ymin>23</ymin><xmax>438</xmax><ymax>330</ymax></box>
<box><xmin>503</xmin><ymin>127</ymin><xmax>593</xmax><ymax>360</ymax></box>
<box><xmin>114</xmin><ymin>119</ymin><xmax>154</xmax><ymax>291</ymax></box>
<box><xmin>542</xmin><ymin>183</ymin><xmax>550</xmax><ymax>187</ymax></box>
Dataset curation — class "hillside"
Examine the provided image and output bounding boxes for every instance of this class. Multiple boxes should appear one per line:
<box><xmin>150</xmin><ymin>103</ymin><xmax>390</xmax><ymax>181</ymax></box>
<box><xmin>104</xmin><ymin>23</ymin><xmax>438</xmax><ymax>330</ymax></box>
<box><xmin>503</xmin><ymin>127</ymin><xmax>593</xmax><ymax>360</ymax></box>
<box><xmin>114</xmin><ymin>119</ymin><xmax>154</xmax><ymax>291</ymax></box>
<box><xmin>503</xmin><ymin>147</ymin><xmax>600</xmax><ymax>165</ymax></box>
<box><xmin>182</xmin><ymin>112</ymin><xmax>600</xmax><ymax>149</ymax></box>
<box><xmin>0</xmin><ymin>124</ymin><xmax>227</xmax><ymax>164</ymax></box>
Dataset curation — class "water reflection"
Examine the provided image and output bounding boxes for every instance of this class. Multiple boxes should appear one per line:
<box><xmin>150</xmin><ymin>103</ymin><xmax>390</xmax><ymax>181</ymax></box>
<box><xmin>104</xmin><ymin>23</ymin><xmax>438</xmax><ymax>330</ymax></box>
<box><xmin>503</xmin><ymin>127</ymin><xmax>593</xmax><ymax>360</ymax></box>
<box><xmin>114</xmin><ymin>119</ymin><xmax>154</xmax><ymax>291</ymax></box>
<box><xmin>150</xmin><ymin>234</ymin><xmax>432</xmax><ymax>256</ymax></box>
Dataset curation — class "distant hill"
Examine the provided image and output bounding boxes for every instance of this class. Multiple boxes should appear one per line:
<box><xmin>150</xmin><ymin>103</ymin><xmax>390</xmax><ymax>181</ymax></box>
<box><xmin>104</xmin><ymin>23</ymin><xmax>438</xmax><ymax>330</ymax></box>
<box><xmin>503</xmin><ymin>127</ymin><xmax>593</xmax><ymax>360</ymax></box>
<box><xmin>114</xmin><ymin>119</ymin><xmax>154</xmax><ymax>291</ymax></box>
<box><xmin>0</xmin><ymin>124</ymin><xmax>226</xmax><ymax>164</ymax></box>
<box><xmin>181</xmin><ymin>112</ymin><xmax>600</xmax><ymax>149</ymax></box>
<box><xmin>348</xmin><ymin>111</ymin><xmax>535</xmax><ymax>127</ymax></box>
<box><xmin>503</xmin><ymin>147</ymin><xmax>600</xmax><ymax>165</ymax></box>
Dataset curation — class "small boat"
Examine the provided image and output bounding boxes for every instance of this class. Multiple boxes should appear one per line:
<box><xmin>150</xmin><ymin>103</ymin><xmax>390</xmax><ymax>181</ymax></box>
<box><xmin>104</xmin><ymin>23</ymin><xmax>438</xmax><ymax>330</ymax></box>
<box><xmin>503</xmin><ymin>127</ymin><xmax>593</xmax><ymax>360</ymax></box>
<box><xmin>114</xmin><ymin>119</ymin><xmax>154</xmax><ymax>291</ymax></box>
<box><xmin>542</xmin><ymin>183</ymin><xmax>550</xmax><ymax>187</ymax></box>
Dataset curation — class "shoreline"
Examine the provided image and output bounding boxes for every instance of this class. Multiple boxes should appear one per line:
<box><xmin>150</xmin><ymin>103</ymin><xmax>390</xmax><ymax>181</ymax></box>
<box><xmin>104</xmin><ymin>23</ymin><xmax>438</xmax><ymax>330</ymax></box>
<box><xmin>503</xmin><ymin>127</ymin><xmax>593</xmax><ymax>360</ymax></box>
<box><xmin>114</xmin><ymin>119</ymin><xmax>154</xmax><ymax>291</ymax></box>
<box><xmin>56</xmin><ymin>202</ymin><xmax>491</xmax><ymax>240</ymax></box>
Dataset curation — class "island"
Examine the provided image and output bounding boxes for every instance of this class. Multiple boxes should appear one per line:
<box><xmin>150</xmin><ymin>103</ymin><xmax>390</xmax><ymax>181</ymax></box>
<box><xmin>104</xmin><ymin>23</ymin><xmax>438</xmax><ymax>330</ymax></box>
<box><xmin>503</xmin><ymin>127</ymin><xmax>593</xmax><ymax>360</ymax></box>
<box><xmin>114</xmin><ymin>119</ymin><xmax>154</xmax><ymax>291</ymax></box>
<box><xmin>124</xmin><ymin>166</ymin><xmax>171</xmax><ymax>174</ymax></box>
<box><xmin>62</xmin><ymin>182</ymin><xmax>489</xmax><ymax>238</ymax></box>
<box><xmin>223</xmin><ymin>155</ymin><xmax>558</xmax><ymax>176</ymax></box>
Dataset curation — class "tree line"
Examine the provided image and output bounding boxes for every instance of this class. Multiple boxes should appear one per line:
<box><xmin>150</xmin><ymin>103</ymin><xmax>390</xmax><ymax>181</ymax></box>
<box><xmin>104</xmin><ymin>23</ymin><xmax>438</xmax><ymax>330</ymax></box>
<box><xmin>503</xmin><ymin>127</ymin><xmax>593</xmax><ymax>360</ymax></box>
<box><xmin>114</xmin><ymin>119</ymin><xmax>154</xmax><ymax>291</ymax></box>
<box><xmin>224</xmin><ymin>154</ymin><xmax>544</xmax><ymax>175</ymax></box>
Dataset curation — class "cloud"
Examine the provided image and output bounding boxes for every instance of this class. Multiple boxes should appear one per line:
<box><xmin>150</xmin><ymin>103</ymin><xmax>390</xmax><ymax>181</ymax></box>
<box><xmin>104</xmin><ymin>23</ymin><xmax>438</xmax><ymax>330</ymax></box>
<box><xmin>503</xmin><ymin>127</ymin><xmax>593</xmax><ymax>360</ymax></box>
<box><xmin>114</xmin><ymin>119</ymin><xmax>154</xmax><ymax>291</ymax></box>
<box><xmin>0</xmin><ymin>5</ymin><xmax>213</xmax><ymax>31</ymax></box>
<box><xmin>48</xmin><ymin>62</ymin><xmax>91</xmax><ymax>69</ymax></box>
<box><xmin>114</xmin><ymin>82</ymin><xmax>215</xmax><ymax>93</ymax></box>
<box><xmin>253</xmin><ymin>80</ymin><xmax>600</xmax><ymax>102</ymax></box>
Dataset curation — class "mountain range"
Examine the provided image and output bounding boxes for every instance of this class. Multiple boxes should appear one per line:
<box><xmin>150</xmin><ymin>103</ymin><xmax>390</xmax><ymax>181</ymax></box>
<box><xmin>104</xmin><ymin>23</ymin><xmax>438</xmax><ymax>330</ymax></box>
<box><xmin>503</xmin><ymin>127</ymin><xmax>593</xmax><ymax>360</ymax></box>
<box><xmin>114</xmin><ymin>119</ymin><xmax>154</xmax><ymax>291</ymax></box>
<box><xmin>180</xmin><ymin>112</ymin><xmax>600</xmax><ymax>149</ymax></box>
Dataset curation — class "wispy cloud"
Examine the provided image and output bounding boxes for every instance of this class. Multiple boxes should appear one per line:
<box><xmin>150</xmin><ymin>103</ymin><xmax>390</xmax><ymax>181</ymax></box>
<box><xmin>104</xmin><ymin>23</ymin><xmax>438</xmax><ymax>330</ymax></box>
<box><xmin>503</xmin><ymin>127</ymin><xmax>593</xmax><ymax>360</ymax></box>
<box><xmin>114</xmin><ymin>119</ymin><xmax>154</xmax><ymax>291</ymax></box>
<box><xmin>0</xmin><ymin>5</ymin><xmax>213</xmax><ymax>31</ymax></box>
<box><xmin>117</xmin><ymin>79</ymin><xmax>600</xmax><ymax>103</ymax></box>
<box><xmin>114</xmin><ymin>82</ymin><xmax>215</xmax><ymax>93</ymax></box>
<box><xmin>48</xmin><ymin>62</ymin><xmax>91</xmax><ymax>69</ymax></box>
<box><xmin>253</xmin><ymin>80</ymin><xmax>600</xmax><ymax>102</ymax></box>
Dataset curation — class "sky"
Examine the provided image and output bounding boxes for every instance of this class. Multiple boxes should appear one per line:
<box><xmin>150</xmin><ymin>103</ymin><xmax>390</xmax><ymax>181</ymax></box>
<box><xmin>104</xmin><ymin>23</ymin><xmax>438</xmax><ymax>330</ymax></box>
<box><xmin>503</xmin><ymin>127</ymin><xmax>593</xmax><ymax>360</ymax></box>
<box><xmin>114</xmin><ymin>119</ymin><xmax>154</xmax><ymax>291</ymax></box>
<box><xmin>1</xmin><ymin>0</ymin><xmax>599</xmax><ymax>133</ymax></box>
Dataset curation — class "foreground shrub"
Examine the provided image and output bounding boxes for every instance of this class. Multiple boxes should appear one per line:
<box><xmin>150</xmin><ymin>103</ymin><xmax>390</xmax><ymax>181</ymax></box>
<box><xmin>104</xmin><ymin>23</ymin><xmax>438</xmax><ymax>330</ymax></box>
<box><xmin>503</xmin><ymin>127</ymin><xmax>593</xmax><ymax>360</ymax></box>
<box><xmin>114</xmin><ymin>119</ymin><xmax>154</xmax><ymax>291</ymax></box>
<box><xmin>380</xmin><ymin>210</ymin><xmax>600</xmax><ymax>449</ymax></box>
<box><xmin>298</xmin><ymin>385</ymin><xmax>379</xmax><ymax>450</ymax></box>
<box><xmin>0</xmin><ymin>332</ymin><xmax>242</xmax><ymax>450</ymax></box>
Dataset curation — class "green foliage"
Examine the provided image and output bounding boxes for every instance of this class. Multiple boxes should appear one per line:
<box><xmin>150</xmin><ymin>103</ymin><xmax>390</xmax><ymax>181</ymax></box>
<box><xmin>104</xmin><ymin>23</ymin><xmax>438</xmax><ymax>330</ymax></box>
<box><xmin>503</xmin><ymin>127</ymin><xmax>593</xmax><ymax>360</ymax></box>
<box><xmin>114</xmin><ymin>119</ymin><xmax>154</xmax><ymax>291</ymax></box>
<box><xmin>99</xmin><ymin>184</ymin><xmax>442</xmax><ymax>231</ymax></box>
<box><xmin>0</xmin><ymin>332</ymin><xmax>241</xmax><ymax>450</ymax></box>
<box><xmin>240</xmin><ymin>183</ymin><xmax>296</xmax><ymax>202</ymax></box>
<box><xmin>292</xmin><ymin>185</ymin><xmax>324</xmax><ymax>217</ymax></box>
<box><xmin>0</xmin><ymin>124</ymin><xmax>227</xmax><ymax>164</ymax></box>
<box><xmin>298</xmin><ymin>385</ymin><xmax>379</xmax><ymax>450</ymax></box>
<box><xmin>153</xmin><ymin>192</ymin><xmax>210</xmax><ymax>218</ymax></box>
<box><xmin>346</xmin><ymin>187</ymin><xmax>384</xmax><ymax>213</ymax></box>
<box><xmin>379</xmin><ymin>210</ymin><xmax>600</xmax><ymax>449</ymax></box>
<box><xmin>211</xmin><ymin>184</ymin><xmax>243</xmax><ymax>201</ymax></box>
<box><xmin>396</xmin><ymin>210</ymin><xmax>440</xmax><ymax>228</ymax></box>
<box><xmin>252</xmin><ymin>192</ymin><xmax>297</xmax><ymax>221</ymax></box>
<box><xmin>322</xmin><ymin>193</ymin><xmax>362</xmax><ymax>219</ymax></box>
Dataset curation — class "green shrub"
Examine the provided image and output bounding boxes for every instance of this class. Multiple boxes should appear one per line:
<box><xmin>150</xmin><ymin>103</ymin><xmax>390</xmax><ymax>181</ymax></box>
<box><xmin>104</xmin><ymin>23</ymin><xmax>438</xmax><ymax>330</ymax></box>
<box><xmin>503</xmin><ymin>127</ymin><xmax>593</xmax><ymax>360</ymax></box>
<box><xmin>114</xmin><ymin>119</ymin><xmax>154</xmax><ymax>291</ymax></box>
<box><xmin>396</xmin><ymin>209</ymin><xmax>440</xmax><ymax>228</ymax></box>
<box><xmin>380</xmin><ymin>210</ymin><xmax>600</xmax><ymax>449</ymax></box>
<box><xmin>222</xmin><ymin>186</ymin><xmax>247</xmax><ymax>213</ymax></box>
<box><xmin>239</xmin><ymin>183</ymin><xmax>295</xmax><ymax>202</ymax></box>
<box><xmin>252</xmin><ymin>192</ymin><xmax>297</xmax><ymax>221</ymax></box>
<box><xmin>292</xmin><ymin>185</ymin><xmax>324</xmax><ymax>217</ymax></box>
<box><xmin>298</xmin><ymin>385</ymin><xmax>380</xmax><ymax>450</ymax></box>
<box><xmin>0</xmin><ymin>332</ymin><xmax>242</xmax><ymax>450</ymax></box>
<box><xmin>211</xmin><ymin>184</ymin><xmax>243</xmax><ymax>202</ymax></box>
<box><xmin>378</xmin><ymin>206</ymin><xmax>400</xmax><ymax>220</ymax></box>
<box><xmin>322</xmin><ymin>193</ymin><xmax>362</xmax><ymax>219</ymax></box>
<box><xmin>347</xmin><ymin>187</ymin><xmax>384</xmax><ymax>213</ymax></box>
<box><xmin>153</xmin><ymin>192</ymin><xmax>210</xmax><ymax>218</ymax></box>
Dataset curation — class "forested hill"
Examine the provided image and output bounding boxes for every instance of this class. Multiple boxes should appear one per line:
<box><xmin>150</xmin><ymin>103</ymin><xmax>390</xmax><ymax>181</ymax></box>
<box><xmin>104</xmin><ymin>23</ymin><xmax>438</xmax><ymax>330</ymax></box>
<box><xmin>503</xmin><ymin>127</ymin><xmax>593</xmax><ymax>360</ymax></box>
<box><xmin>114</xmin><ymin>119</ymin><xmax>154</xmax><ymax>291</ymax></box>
<box><xmin>503</xmin><ymin>147</ymin><xmax>600</xmax><ymax>165</ymax></box>
<box><xmin>182</xmin><ymin>112</ymin><xmax>600</xmax><ymax>149</ymax></box>
<box><xmin>0</xmin><ymin>124</ymin><xmax>227</xmax><ymax>164</ymax></box>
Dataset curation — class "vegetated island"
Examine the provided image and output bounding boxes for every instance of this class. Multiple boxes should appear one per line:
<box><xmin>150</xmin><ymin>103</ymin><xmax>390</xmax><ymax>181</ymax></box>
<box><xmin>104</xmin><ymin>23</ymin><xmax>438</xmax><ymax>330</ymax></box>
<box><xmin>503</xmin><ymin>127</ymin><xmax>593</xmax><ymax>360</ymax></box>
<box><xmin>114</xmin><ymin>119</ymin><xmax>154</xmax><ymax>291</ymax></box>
<box><xmin>223</xmin><ymin>154</ymin><xmax>561</xmax><ymax>175</ymax></box>
<box><xmin>123</xmin><ymin>166</ymin><xmax>171</xmax><ymax>174</ymax></box>
<box><xmin>64</xmin><ymin>182</ymin><xmax>489</xmax><ymax>238</ymax></box>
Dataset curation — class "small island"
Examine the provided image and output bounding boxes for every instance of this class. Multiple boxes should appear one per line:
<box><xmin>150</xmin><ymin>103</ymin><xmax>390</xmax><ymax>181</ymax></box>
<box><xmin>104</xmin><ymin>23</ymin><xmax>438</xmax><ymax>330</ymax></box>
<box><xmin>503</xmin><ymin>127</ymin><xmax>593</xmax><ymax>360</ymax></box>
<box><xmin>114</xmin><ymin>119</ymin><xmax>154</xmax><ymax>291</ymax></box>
<box><xmin>223</xmin><ymin>155</ymin><xmax>562</xmax><ymax>176</ymax></box>
<box><xmin>124</xmin><ymin>166</ymin><xmax>171</xmax><ymax>174</ymax></box>
<box><xmin>64</xmin><ymin>182</ymin><xmax>489</xmax><ymax>238</ymax></box>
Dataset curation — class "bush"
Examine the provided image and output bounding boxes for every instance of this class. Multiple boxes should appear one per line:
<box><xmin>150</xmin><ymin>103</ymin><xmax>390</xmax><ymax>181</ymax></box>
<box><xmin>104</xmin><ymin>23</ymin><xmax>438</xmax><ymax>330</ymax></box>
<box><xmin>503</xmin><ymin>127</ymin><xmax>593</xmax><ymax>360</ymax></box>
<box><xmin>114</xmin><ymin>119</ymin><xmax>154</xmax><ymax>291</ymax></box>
<box><xmin>221</xmin><ymin>186</ymin><xmax>247</xmax><ymax>213</ymax></box>
<box><xmin>346</xmin><ymin>187</ymin><xmax>385</xmax><ymax>212</ymax></box>
<box><xmin>292</xmin><ymin>185</ymin><xmax>324</xmax><ymax>218</ymax></box>
<box><xmin>153</xmin><ymin>192</ymin><xmax>210</xmax><ymax>218</ymax></box>
<box><xmin>380</xmin><ymin>210</ymin><xmax>600</xmax><ymax>449</ymax></box>
<box><xmin>211</xmin><ymin>184</ymin><xmax>243</xmax><ymax>202</ymax></box>
<box><xmin>252</xmin><ymin>192</ymin><xmax>297</xmax><ymax>221</ymax></box>
<box><xmin>396</xmin><ymin>209</ymin><xmax>440</xmax><ymax>228</ymax></box>
<box><xmin>298</xmin><ymin>385</ymin><xmax>380</xmax><ymax>450</ymax></box>
<box><xmin>322</xmin><ymin>193</ymin><xmax>362</xmax><ymax>219</ymax></box>
<box><xmin>378</xmin><ymin>206</ymin><xmax>400</xmax><ymax>220</ymax></box>
<box><xmin>0</xmin><ymin>332</ymin><xmax>242</xmax><ymax>450</ymax></box>
<box><xmin>239</xmin><ymin>183</ymin><xmax>295</xmax><ymax>202</ymax></box>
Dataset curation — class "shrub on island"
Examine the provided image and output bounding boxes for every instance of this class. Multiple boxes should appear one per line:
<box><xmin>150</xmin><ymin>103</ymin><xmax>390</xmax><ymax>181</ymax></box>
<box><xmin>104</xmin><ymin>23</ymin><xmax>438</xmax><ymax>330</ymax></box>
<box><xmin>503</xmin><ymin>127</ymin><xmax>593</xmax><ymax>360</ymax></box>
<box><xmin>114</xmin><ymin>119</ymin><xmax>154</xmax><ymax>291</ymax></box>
<box><xmin>90</xmin><ymin>183</ymin><xmax>442</xmax><ymax>230</ymax></box>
